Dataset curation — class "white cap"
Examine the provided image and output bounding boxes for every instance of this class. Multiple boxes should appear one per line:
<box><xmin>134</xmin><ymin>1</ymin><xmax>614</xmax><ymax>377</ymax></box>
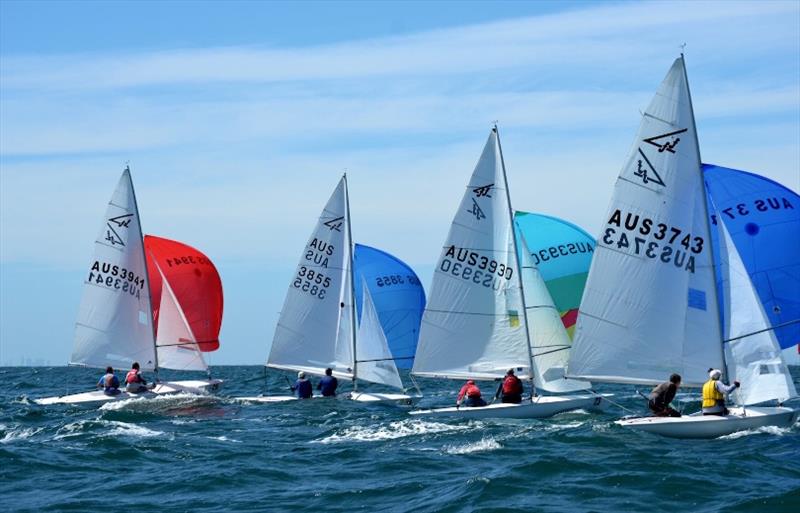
<box><xmin>709</xmin><ymin>369</ymin><xmax>722</xmax><ymax>380</ymax></box>
<box><xmin>298</xmin><ymin>371</ymin><xmax>306</xmax><ymax>378</ymax></box>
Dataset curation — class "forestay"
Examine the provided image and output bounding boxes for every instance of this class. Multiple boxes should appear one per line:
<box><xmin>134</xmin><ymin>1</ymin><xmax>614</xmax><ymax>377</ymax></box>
<box><xmin>152</xmin><ymin>263</ymin><xmax>208</xmax><ymax>372</ymax></box>
<box><xmin>717</xmin><ymin>217</ymin><xmax>797</xmax><ymax>405</ymax></box>
<box><xmin>71</xmin><ymin>169</ymin><xmax>157</xmax><ymax>371</ymax></box>
<box><xmin>518</xmin><ymin>233</ymin><xmax>589</xmax><ymax>393</ymax></box>
<box><xmin>355</xmin><ymin>281</ymin><xmax>404</xmax><ymax>390</ymax></box>
<box><xmin>267</xmin><ymin>177</ymin><xmax>355</xmax><ymax>379</ymax></box>
<box><xmin>413</xmin><ymin>130</ymin><xmax>531</xmax><ymax>380</ymax></box>
<box><xmin>568</xmin><ymin>57</ymin><xmax>724</xmax><ymax>386</ymax></box>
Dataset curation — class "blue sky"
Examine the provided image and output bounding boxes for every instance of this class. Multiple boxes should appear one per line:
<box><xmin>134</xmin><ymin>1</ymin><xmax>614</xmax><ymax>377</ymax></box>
<box><xmin>1</xmin><ymin>0</ymin><xmax>798</xmax><ymax>365</ymax></box>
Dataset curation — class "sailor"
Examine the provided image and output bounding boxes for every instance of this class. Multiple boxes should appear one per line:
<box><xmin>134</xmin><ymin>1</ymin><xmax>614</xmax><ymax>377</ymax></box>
<box><xmin>702</xmin><ymin>369</ymin><xmax>740</xmax><ymax>416</ymax></box>
<box><xmin>495</xmin><ymin>368</ymin><xmax>524</xmax><ymax>404</ymax></box>
<box><xmin>456</xmin><ymin>379</ymin><xmax>486</xmax><ymax>408</ymax></box>
<box><xmin>125</xmin><ymin>362</ymin><xmax>151</xmax><ymax>393</ymax></box>
<box><xmin>647</xmin><ymin>373</ymin><xmax>681</xmax><ymax>417</ymax></box>
<box><xmin>97</xmin><ymin>366</ymin><xmax>121</xmax><ymax>396</ymax></box>
<box><xmin>291</xmin><ymin>371</ymin><xmax>313</xmax><ymax>399</ymax></box>
<box><xmin>317</xmin><ymin>368</ymin><xmax>338</xmax><ymax>397</ymax></box>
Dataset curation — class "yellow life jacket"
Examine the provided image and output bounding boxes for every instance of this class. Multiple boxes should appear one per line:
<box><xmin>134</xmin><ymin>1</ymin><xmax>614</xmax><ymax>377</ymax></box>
<box><xmin>702</xmin><ymin>379</ymin><xmax>724</xmax><ymax>408</ymax></box>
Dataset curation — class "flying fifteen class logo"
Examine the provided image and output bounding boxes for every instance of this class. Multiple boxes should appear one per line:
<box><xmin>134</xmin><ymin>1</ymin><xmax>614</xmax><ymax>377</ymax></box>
<box><xmin>324</xmin><ymin>216</ymin><xmax>344</xmax><ymax>232</ymax></box>
<box><xmin>105</xmin><ymin>214</ymin><xmax>134</xmax><ymax>246</ymax></box>
<box><xmin>473</xmin><ymin>183</ymin><xmax>493</xmax><ymax>198</ymax></box>
<box><xmin>632</xmin><ymin>128</ymin><xmax>688</xmax><ymax>188</ymax></box>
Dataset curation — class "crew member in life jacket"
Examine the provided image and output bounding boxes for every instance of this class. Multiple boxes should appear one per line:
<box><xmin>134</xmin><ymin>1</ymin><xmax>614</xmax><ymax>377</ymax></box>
<box><xmin>97</xmin><ymin>366</ymin><xmax>121</xmax><ymax>396</ymax></box>
<box><xmin>317</xmin><ymin>368</ymin><xmax>338</xmax><ymax>397</ymax></box>
<box><xmin>495</xmin><ymin>368</ymin><xmax>524</xmax><ymax>404</ymax></box>
<box><xmin>291</xmin><ymin>371</ymin><xmax>313</xmax><ymax>399</ymax></box>
<box><xmin>456</xmin><ymin>379</ymin><xmax>486</xmax><ymax>408</ymax></box>
<box><xmin>125</xmin><ymin>362</ymin><xmax>152</xmax><ymax>393</ymax></box>
<box><xmin>647</xmin><ymin>373</ymin><xmax>681</xmax><ymax>417</ymax></box>
<box><xmin>702</xmin><ymin>369</ymin><xmax>740</xmax><ymax>416</ymax></box>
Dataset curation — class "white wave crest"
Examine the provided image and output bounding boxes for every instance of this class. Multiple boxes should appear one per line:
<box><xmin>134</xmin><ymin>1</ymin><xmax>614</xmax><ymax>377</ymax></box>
<box><xmin>208</xmin><ymin>435</ymin><xmax>242</xmax><ymax>443</ymax></box>
<box><xmin>545</xmin><ymin>421</ymin><xmax>585</xmax><ymax>432</ymax></box>
<box><xmin>443</xmin><ymin>437</ymin><xmax>501</xmax><ymax>454</ymax></box>
<box><xmin>718</xmin><ymin>425</ymin><xmax>792</xmax><ymax>440</ymax></box>
<box><xmin>0</xmin><ymin>426</ymin><xmax>44</xmax><ymax>444</ymax></box>
<box><xmin>99</xmin><ymin>392</ymin><xmax>216</xmax><ymax>412</ymax></box>
<box><xmin>52</xmin><ymin>419</ymin><xmax>165</xmax><ymax>440</ymax></box>
<box><xmin>314</xmin><ymin>419</ymin><xmax>474</xmax><ymax>444</ymax></box>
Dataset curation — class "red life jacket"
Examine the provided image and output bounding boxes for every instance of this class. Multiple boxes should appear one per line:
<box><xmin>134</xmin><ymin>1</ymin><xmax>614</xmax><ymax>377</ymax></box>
<box><xmin>502</xmin><ymin>376</ymin><xmax>522</xmax><ymax>395</ymax></box>
<box><xmin>466</xmin><ymin>384</ymin><xmax>481</xmax><ymax>398</ymax></box>
<box><xmin>126</xmin><ymin>369</ymin><xmax>141</xmax><ymax>384</ymax></box>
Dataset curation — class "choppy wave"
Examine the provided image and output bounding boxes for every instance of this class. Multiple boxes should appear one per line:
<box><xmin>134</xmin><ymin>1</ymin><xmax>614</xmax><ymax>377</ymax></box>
<box><xmin>0</xmin><ymin>424</ymin><xmax>44</xmax><ymax>444</ymax></box>
<box><xmin>443</xmin><ymin>437</ymin><xmax>502</xmax><ymax>454</ymax></box>
<box><xmin>718</xmin><ymin>425</ymin><xmax>792</xmax><ymax>440</ymax></box>
<box><xmin>314</xmin><ymin>419</ymin><xmax>474</xmax><ymax>444</ymax></box>
<box><xmin>98</xmin><ymin>392</ymin><xmax>218</xmax><ymax>412</ymax></box>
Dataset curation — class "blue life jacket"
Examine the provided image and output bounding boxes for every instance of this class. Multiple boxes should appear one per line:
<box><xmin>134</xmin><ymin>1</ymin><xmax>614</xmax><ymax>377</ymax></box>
<box><xmin>98</xmin><ymin>373</ymin><xmax>120</xmax><ymax>395</ymax></box>
<box><xmin>294</xmin><ymin>379</ymin><xmax>313</xmax><ymax>399</ymax></box>
<box><xmin>318</xmin><ymin>375</ymin><xmax>338</xmax><ymax>397</ymax></box>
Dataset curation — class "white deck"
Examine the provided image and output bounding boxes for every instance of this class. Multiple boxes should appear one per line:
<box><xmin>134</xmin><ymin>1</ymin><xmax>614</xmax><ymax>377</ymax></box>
<box><xmin>409</xmin><ymin>393</ymin><xmax>610</xmax><ymax>419</ymax></box>
<box><xmin>348</xmin><ymin>391</ymin><xmax>421</xmax><ymax>405</ymax></box>
<box><xmin>616</xmin><ymin>406</ymin><xmax>799</xmax><ymax>439</ymax></box>
<box><xmin>35</xmin><ymin>379</ymin><xmax>223</xmax><ymax>405</ymax></box>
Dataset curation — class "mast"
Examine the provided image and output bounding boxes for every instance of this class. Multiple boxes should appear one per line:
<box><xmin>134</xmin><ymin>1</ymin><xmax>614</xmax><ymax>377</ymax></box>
<box><xmin>343</xmin><ymin>173</ymin><xmax>359</xmax><ymax>392</ymax></box>
<box><xmin>127</xmin><ymin>164</ymin><xmax>160</xmax><ymax>382</ymax></box>
<box><xmin>681</xmin><ymin>55</ymin><xmax>728</xmax><ymax>380</ymax></box>
<box><xmin>494</xmin><ymin>125</ymin><xmax>537</xmax><ymax>400</ymax></box>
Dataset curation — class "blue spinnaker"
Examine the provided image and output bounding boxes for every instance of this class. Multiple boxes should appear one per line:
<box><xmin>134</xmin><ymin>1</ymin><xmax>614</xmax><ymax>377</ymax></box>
<box><xmin>353</xmin><ymin>244</ymin><xmax>426</xmax><ymax>368</ymax></box>
<box><xmin>514</xmin><ymin>212</ymin><xmax>595</xmax><ymax>339</ymax></box>
<box><xmin>704</xmin><ymin>164</ymin><xmax>799</xmax><ymax>351</ymax></box>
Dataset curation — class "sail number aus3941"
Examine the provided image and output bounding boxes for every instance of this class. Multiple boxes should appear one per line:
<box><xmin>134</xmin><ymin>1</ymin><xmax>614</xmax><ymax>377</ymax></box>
<box><xmin>87</xmin><ymin>260</ymin><xmax>145</xmax><ymax>299</ymax></box>
<box><xmin>602</xmin><ymin>209</ymin><xmax>704</xmax><ymax>273</ymax></box>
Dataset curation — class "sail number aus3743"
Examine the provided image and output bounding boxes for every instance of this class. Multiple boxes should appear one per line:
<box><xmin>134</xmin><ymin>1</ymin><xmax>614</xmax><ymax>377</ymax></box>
<box><xmin>601</xmin><ymin>209</ymin><xmax>704</xmax><ymax>273</ymax></box>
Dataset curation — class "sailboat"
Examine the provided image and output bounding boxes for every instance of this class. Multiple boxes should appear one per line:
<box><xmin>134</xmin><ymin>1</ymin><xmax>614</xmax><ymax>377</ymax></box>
<box><xmin>410</xmin><ymin>127</ymin><xmax>608</xmax><ymax>419</ymax></box>
<box><xmin>566</xmin><ymin>56</ymin><xmax>797</xmax><ymax>438</ymax></box>
<box><xmin>36</xmin><ymin>168</ymin><xmax>222</xmax><ymax>405</ymax></box>
<box><xmin>241</xmin><ymin>175</ymin><xmax>419</xmax><ymax>404</ymax></box>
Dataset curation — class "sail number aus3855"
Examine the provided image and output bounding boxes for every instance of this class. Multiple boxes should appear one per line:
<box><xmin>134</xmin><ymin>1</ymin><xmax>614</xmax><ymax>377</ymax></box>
<box><xmin>293</xmin><ymin>266</ymin><xmax>332</xmax><ymax>299</ymax></box>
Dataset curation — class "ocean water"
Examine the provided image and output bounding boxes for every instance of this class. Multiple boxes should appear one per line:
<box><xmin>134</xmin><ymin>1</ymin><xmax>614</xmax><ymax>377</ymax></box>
<box><xmin>2</xmin><ymin>365</ymin><xmax>799</xmax><ymax>512</ymax></box>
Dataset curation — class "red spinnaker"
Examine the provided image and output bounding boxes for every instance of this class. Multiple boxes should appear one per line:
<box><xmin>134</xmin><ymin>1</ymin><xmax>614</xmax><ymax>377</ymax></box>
<box><xmin>144</xmin><ymin>235</ymin><xmax>223</xmax><ymax>352</ymax></box>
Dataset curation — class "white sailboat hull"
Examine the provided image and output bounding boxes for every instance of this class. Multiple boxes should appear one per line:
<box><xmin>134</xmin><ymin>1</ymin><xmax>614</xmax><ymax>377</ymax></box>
<box><xmin>348</xmin><ymin>391</ymin><xmax>421</xmax><ymax>405</ymax></box>
<box><xmin>409</xmin><ymin>393</ymin><xmax>610</xmax><ymax>419</ymax></box>
<box><xmin>35</xmin><ymin>379</ymin><xmax>223</xmax><ymax>405</ymax></box>
<box><xmin>616</xmin><ymin>406</ymin><xmax>799</xmax><ymax>439</ymax></box>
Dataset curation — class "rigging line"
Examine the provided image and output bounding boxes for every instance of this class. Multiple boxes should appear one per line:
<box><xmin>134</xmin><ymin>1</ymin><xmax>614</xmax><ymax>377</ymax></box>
<box><xmin>722</xmin><ymin>319</ymin><xmax>800</xmax><ymax>343</ymax></box>
<box><xmin>590</xmin><ymin>389</ymin><xmax>637</xmax><ymax>415</ymax></box>
<box><xmin>422</xmin><ymin>308</ymin><xmax>520</xmax><ymax>317</ymax></box>
<box><xmin>355</xmin><ymin>356</ymin><xmax>414</xmax><ymax>363</ymax></box>
<box><xmin>155</xmin><ymin>341</ymin><xmax>203</xmax><ymax>348</ymax></box>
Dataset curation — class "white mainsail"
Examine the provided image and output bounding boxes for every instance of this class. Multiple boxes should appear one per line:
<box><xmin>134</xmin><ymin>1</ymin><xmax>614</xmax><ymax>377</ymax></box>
<box><xmin>568</xmin><ymin>57</ymin><xmax>725</xmax><ymax>386</ymax></box>
<box><xmin>267</xmin><ymin>176</ymin><xmax>355</xmax><ymax>379</ymax></box>
<box><xmin>71</xmin><ymin>169</ymin><xmax>157</xmax><ymax>371</ymax></box>
<box><xmin>355</xmin><ymin>281</ymin><xmax>404</xmax><ymax>390</ymax></box>
<box><xmin>412</xmin><ymin>129</ymin><xmax>531</xmax><ymax>380</ymax></box>
<box><xmin>718</xmin><ymin>217</ymin><xmax>797</xmax><ymax>405</ymax></box>
<box><xmin>153</xmin><ymin>264</ymin><xmax>207</xmax><ymax>372</ymax></box>
<box><xmin>518</xmin><ymin>233</ymin><xmax>590</xmax><ymax>393</ymax></box>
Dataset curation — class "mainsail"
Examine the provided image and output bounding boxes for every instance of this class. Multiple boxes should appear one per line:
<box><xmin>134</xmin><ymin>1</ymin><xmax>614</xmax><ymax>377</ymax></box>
<box><xmin>412</xmin><ymin>129</ymin><xmax>532</xmax><ymax>380</ymax></box>
<box><xmin>145</xmin><ymin>235</ymin><xmax>223</xmax><ymax>352</ymax></box>
<box><xmin>717</xmin><ymin>216</ymin><xmax>797</xmax><ymax>405</ymax></box>
<box><xmin>704</xmin><ymin>164</ymin><xmax>800</xmax><ymax>360</ymax></box>
<box><xmin>355</xmin><ymin>280</ymin><xmax>404</xmax><ymax>390</ymax></box>
<box><xmin>568</xmin><ymin>57</ymin><xmax>724</xmax><ymax>386</ymax></box>
<box><xmin>518</xmin><ymin>232</ymin><xmax>590</xmax><ymax>393</ymax></box>
<box><xmin>267</xmin><ymin>176</ymin><xmax>355</xmax><ymax>379</ymax></box>
<box><xmin>71</xmin><ymin>169</ymin><xmax>157</xmax><ymax>371</ymax></box>
<box><xmin>353</xmin><ymin>243</ymin><xmax>426</xmax><ymax>368</ymax></box>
